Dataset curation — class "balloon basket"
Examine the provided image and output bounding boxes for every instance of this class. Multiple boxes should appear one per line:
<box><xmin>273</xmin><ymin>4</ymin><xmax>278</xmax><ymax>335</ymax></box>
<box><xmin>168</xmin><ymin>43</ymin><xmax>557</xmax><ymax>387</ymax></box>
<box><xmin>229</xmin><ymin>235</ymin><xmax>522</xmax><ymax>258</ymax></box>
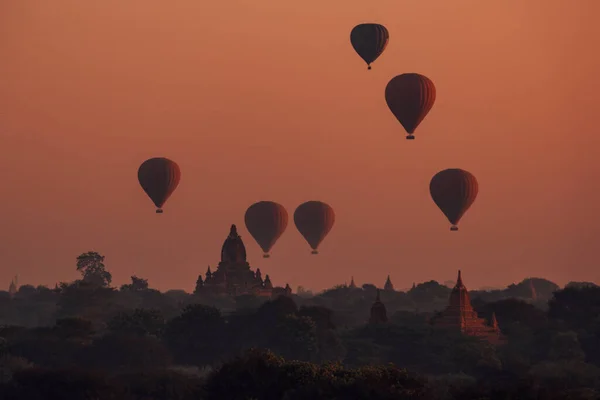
<box><xmin>263</xmin><ymin>254</ymin><xmax>270</xmax><ymax>259</ymax></box>
<box><xmin>311</xmin><ymin>250</ymin><xmax>319</xmax><ymax>255</ymax></box>
<box><xmin>406</xmin><ymin>135</ymin><xmax>415</xmax><ymax>140</ymax></box>
<box><xmin>367</xmin><ymin>65</ymin><xmax>372</xmax><ymax>70</ymax></box>
<box><xmin>450</xmin><ymin>226</ymin><xmax>458</xmax><ymax>231</ymax></box>
<box><xmin>156</xmin><ymin>209</ymin><xmax>164</xmax><ymax>214</ymax></box>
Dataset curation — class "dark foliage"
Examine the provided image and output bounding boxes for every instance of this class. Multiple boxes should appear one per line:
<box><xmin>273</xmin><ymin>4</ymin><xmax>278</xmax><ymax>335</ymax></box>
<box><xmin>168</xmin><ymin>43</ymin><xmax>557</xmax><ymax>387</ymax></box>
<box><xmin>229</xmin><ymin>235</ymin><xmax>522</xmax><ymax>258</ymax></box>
<box><xmin>1</xmin><ymin>368</ymin><xmax>118</xmax><ymax>400</ymax></box>
<box><xmin>204</xmin><ymin>349</ymin><xmax>429</xmax><ymax>400</ymax></box>
<box><xmin>1</xmin><ymin>265</ymin><xmax>600</xmax><ymax>399</ymax></box>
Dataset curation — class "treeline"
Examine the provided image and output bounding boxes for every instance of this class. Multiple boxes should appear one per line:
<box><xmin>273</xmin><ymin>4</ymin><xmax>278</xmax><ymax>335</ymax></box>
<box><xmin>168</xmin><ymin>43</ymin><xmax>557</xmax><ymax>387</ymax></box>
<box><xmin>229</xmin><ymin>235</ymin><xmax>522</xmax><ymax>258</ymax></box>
<box><xmin>0</xmin><ymin>251</ymin><xmax>571</xmax><ymax>329</ymax></box>
<box><xmin>0</xmin><ymin>273</ymin><xmax>564</xmax><ymax>329</ymax></box>
<box><xmin>1</xmin><ymin>252</ymin><xmax>599</xmax><ymax>399</ymax></box>
<box><xmin>0</xmin><ymin>283</ymin><xmax>600</xmax><ymax>399</ymax></box>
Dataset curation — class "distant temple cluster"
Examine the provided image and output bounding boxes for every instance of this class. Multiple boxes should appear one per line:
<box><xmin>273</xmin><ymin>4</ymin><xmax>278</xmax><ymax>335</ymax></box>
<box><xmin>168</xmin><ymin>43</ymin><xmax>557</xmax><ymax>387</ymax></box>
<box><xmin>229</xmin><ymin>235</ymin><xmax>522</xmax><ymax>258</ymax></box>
<box><xmin>365</xmin><ymin>270</ymin><xmax>506</xmax><ymax>345</ymax></box>
<box><xmin>348</xmin><ymin>274</ymin><xmax>394</xmax><ymax>291</ymax></box>
<box><xmin>194</xmin><ymin>224</ymin><xmax>292</xmax><ymax>297</ymax></box>
<box><xmin>4</xmin><ymin>222</ymin><xmax>523</xmax><ymax>348</ymax></box>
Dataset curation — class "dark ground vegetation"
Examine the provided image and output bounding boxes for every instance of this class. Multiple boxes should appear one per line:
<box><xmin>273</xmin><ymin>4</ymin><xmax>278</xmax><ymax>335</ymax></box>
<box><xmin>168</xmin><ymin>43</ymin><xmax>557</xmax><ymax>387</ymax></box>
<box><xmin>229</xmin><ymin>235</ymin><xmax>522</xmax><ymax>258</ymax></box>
<box><xmin>1</xmin><ymin>252</ymin><xmax>599</xmax><ymax>399</ymax></box>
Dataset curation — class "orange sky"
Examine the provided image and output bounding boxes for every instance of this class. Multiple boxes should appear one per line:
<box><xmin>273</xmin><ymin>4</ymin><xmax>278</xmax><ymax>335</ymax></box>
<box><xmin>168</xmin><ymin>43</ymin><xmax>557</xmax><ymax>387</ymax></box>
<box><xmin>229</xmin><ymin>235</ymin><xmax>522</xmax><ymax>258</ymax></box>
<box><xmin>1</xmin><ymin>1</ymin><xmax>599</xmax><ymax>292</ymax></box>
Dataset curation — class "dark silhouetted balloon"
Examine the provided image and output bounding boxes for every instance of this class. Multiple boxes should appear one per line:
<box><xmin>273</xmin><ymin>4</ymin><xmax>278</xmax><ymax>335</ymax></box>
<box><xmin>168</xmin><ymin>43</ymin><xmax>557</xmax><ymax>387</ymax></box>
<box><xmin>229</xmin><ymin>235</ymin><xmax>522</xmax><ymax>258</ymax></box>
<box><xmin>294</xmin><ymin>201</ymin><xmax>335</xmax><ymax>254</ymax></box>
<box><xmin>429</xmin><ymin>169</ymin><xmax>478</xmax><ymax>231</ymax></box>
<box><xmin>350</xmin><ymin>23</ymin><xmax>389</xmax><ymax>70</ymax></box>
<box><xmin>244</xmin><ymin>201</ymin><xmax>289</xmax><ymax>258</ymax></box>
<box><xmin>137</xmin><ymin>157</ymin><xmax>181</xmax><ymax>214</ymax></box>
<box><xmin>385</xmin><ymin>73</ymin><xmax>436</xmax><ymax>139</ymax></box>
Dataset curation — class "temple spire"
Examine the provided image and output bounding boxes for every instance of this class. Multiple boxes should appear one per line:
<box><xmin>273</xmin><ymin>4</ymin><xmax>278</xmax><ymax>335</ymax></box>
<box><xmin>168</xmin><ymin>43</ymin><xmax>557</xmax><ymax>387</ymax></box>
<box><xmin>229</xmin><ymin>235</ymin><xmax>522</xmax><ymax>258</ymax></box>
<box><xmin>221</xmin><ymin>224</ymin><xmax>247</xmax><ymax>263</ymax></box>
<box><xmin>384</xmin><ymin>275</ymin><xmax>394</xmax><ymax>291</ymax></box>
<box><xmin>456</xmin><ymin>270</ymin><xmax>463</xmax><ymax>287</ymax></box>
<box><xmin>194</xmin><ymin>275</ymin><xmax>204</xmax><ymax>294</ymax></box>
<box><xmin>491</xmin><ymin>312</ymin><xmax>499</xmax><ymax>330</ymax></box>
<box><xmin>264</xmin><ymin>274</ymin><xmax>273</xmax><ymax>289</ymax></box>
<box><xmin>369</xmin><ymin>289</ymin><xmax>388</xmax><ymax>324</ymax></box>
<box><xmin>349</xmin><ymin>276</ymin><xmax>357</xmax><ymax>289</ymax></box>
<box><xmin>8</xmin><ymin>276</ymin><xmax>17</xmax><ymax>299</ymax></box>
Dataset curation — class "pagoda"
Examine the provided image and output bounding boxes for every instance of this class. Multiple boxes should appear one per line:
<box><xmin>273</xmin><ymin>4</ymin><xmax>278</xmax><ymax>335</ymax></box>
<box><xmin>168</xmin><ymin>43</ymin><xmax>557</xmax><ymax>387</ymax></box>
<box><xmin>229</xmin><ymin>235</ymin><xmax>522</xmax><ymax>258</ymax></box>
<box><xmin>369</xmin><ymin>289</ymin><xmax>388</xmax><ymax>324</ymax></box>
<box><xmin>349</xmin><ymin>276</ymin><xmax>357</xmax><ymax>289</ymax></box>
<box><xmin>431</xmin><ymin>270</ymin><xmax>506</xmax><ymax>345</ymax></box>
<box><xmin>384</xmin><ymin>275</ymin><xmax>394</xmax><ymax>291</ymax></box>
<box><xmin>198</xmin><ymin>224</ymin><xmax>290</xmax><ymax>297</ymax></box>
<box><xmin>8</xmin><ymin>275</ymin><xmax>18</xmax><ymax>299</ymax></box>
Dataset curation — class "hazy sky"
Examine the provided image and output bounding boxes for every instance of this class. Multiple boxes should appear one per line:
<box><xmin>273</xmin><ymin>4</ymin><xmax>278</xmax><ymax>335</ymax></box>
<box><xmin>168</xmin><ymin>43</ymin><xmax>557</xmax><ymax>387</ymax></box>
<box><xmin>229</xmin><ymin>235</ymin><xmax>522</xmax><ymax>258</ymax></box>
<box><xmin>1</xmin><ymin>1</ymin><xmax>599</xmax><ymax>292</ymax></box>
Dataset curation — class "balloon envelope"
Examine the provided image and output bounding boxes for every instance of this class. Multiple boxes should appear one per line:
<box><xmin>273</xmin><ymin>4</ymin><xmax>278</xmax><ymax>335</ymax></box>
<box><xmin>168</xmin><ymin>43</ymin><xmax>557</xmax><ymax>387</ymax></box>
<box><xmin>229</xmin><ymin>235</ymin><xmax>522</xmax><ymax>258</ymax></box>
<box><xmin>385</xmin><ymin>73</ymin><xmax>436</xmax><ymax>139</ymax></box>
<box><xmin>244</xmin><ymin>201</ymin><xmax>289</xmax><ymax>258</ymax></box>
<box><xmin>137</xmin><ymin>157</ymin><xmax>181</xmax><ymax>213</ymax></box>
<box><xmin>294</xmin><ymin>201</ymin><xmax>335</xmax><ymax>254</ymax></box>
<box><xmin>429</xmin><ymin>169</ymin><xmax>478</xmax><ymax>230</ymax></box>
<box><xmin>350</xmin><ymin>23</ymin><xmax>389</xmax><ymax>69</ymax></box>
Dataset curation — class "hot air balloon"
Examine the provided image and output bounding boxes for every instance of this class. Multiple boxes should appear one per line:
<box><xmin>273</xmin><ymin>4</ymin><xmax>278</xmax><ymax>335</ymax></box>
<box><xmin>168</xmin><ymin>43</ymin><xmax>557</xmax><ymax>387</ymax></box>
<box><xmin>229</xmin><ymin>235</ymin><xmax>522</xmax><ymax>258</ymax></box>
<box><xmin>350</xmin><ymin>23</ymin><xmax>389</xmax><ymax>70</ymax></box>
<box><xmin>137</xmin><ymin>157</ymin><xmax>181</xmax><ymax>214</ymax></box>
<box><xmin>429</xmin><ymin>169</ymin><xmax>478</xmax><ymax>231</ymax></box>
<box><xmin>385</xmin><ymin>73</ymin><xmax>436</xmax><ymax>139</ymax></box>
<box><xmin>294</xmin><ymin>201</ymin><xmax>335</xmax><ymax>254</ymax></box>
<box><xmin>244</xmin><ymin>201</ymin><xmax>289</xmax><ymax>258</ymax></box>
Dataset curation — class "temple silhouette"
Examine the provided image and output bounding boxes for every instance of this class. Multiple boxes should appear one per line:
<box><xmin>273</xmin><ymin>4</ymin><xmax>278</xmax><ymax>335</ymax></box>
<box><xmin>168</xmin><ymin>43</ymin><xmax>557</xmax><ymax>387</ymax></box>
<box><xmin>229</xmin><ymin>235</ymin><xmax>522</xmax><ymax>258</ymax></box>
<box><xmin>384</xmin><ymin>275</ymin><xmax>394</xmax><ymax>291</ymax></box>
<box><xmin>195</xmin><ymin>225</ymin><xmax>291</xmax><ymax>297</ymax></box>
<box><xmin>8</xmin><ymin>275</ymin><xmax>18</xmax><ymax>299</ymax></box>
<box><xmin>369</xmin><ymin>289</ymin><xmax>388</xmax><ymax>324</ymax></box>
<box><xmin>431</xmin><ymin>270</ymin><xmax>506</xmax><ymax>345</ymax></box>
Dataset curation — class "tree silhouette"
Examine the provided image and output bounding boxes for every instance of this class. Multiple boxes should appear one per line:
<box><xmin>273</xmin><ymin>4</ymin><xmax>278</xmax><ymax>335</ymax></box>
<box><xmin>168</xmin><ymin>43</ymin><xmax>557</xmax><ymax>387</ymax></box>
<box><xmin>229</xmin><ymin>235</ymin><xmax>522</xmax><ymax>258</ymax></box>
<box><xmin>76</xmin><ymin>252</ymin><xmax>112</xmax><ymax>287</ymax></box>
<box><xmin>107</xmin><ymin>309</ymin><xmax>165</xmax><ymax>337</ymax></box>
<box><xmin>120</xmin><ymin>276</ymin><xmax>149</xmax><ymax>292</ymax></box>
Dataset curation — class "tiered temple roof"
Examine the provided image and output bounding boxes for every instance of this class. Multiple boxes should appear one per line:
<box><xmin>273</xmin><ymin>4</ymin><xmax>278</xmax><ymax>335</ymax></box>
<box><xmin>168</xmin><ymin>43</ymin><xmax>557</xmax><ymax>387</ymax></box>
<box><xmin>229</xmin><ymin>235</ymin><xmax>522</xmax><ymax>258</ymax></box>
<box><xmin>431</xmin><ymin>270</ymin><xmax>506</xmax><ymax>345</ymax></box>
<box><xmin>197</xmin><ymin>224</ymin><xmax>290</xmax><ymax>297</ymax></box>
